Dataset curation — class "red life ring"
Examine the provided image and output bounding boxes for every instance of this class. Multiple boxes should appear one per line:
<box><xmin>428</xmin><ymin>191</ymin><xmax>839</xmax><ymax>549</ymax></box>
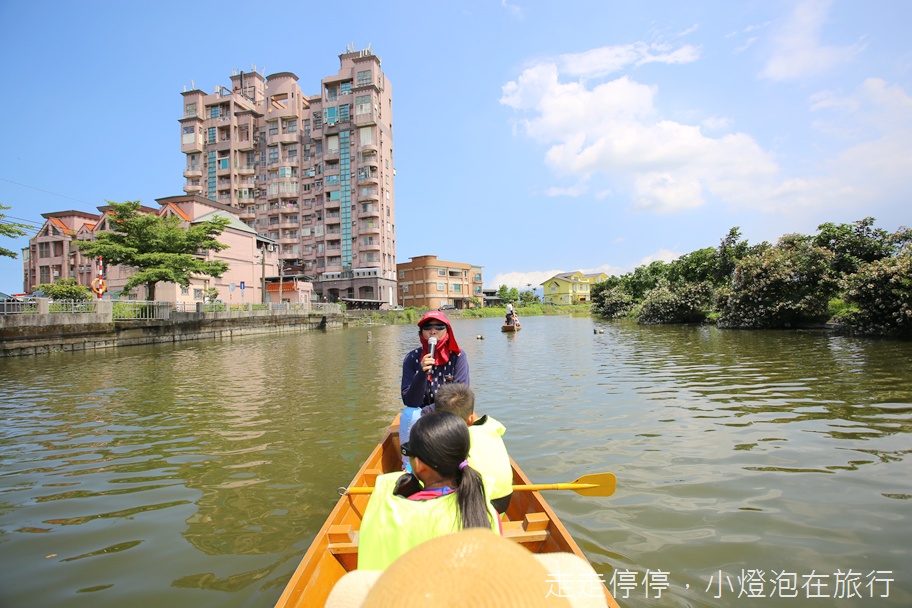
<box><xmin>91</xmin><ymin>278</ymin><xmax>107</xmax><ymax>295</ymax></box>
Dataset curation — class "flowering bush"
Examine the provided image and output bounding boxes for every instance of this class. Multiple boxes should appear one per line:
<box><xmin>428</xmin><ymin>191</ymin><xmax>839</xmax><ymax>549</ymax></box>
<box><xmin>718</xmin><ymin>235</ymin><xmax>836</xmax><ymax>328</ymax></box>
<box><xmin>840</xmin><ymin>247</ymin><xmax>912</xmax><ymax>338</ymax></box>
<box><xmin>592</xmin><ymin>286</ymin><xmax>634</xmax><ymax>318</ymax></box>
<box><xmin>638</xmin><ymin>280</ymin><xmax>712</xmax><ymax>324</ymax></box>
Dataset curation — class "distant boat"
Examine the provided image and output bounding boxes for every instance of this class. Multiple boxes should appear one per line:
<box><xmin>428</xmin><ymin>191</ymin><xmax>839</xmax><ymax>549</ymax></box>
<box><xmin>501</xmin><ymin>320</ymin><xmax>522</xmax><ymax>332</ymax></box>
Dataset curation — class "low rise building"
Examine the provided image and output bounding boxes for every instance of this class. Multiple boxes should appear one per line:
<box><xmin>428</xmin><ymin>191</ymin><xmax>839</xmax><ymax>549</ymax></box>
<box><xmin>23</xmin><ymin>195</ymin><xmax>304</xmax><ymax>306</ymax></box>
<box><xmin>541</xmin><ymin>271</ymin><xmax>608</xmax><ymax>305</ymax></box>
<box><xmin>396</xmin><ymin>255</ymin><xmax>483</xmax><ymax>310</ymax></box>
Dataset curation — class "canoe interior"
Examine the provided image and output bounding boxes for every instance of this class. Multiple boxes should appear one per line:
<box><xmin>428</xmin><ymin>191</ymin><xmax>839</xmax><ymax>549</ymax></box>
<box><xmin>501</xmin><ymin>323</ymin><xmax>521</xmax><ymax>332</ymax></box>
<box><xmin>274</xmin><ymin>416</ymin><xmax>617</xmax><ymax>608</ymax></box>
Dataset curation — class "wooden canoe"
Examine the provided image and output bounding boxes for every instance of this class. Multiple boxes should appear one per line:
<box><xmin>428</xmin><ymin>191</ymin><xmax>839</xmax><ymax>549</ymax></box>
<box><xmin>274</xmin><ymin>415</ymin><xmax>618</xmax><ymax>607</ymax></box>
<box><xmin>501</xmin><ymin>322</ymin><xmax>522</xmax><ymax>332</ymax></box>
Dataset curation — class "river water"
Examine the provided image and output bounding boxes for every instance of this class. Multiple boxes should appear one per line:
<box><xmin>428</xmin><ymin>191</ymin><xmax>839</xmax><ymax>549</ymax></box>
<box><xmin>1</xmin><ymin>316</ymin><xmax>910</xmax><ymax>607</ymax></box>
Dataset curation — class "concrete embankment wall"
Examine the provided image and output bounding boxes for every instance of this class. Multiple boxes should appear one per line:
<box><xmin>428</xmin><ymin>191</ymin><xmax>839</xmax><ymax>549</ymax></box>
<box><xmin>0</xmin><ymin>302</ymin><xmax>343</xmax><ymax>357</ymax></box>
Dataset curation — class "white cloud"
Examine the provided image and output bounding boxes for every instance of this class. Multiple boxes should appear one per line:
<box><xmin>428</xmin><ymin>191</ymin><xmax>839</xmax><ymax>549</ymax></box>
<box><xmin>501</xmin><ymin>62</ymin><xmax>780</xmax><ymax>212</ymax></box>
<box><xmin>501</xmin><ymin>0</ymin><xmax>523</xmax><ymax>19</ymax></box>
<box><xmin>544</xmin><ymin>185</ymin><xmax>586</xmax><ymax>197</ymax></box>
<box><xmin>554</xmin><ymin>43</ymin><xmax>700</xmax><ymax>80</ymax></box>
<box><xmin>638</xmin><ymin>248</ymin><xmax>682</xmax><ymax>266</ymax></box>
<box><xmin>489</xmin><ymin>269</ymin><xmax>566</xmax><ymax>290</ymax></box>
<box><xmin>759</xmin><ymin>0</ymin><xmax>865</xmax><ymax>81</ymax></box>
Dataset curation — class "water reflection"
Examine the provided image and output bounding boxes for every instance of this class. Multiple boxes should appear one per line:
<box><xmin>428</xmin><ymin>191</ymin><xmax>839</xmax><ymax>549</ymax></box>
<box><xmin>0</xmin><ymin>319</ymin><xmax>910</xmax><ymax>607</ymax></box>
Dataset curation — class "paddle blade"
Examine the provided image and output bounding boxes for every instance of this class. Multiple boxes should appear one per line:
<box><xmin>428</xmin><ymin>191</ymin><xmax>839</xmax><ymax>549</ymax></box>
<box><xmin>572</xmin><ymin>472</ymin><xmax>616</xmax><ymax>497</ymax></box>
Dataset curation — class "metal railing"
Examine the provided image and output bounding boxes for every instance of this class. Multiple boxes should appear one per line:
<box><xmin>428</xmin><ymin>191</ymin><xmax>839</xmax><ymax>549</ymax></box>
<box><xmin>0</xmin><ymin>300</ymin><xmax>38</xmax><ymax>315</ymax></box>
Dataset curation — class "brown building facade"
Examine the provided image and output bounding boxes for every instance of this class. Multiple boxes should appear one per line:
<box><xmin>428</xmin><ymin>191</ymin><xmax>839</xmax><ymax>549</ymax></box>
<box><xmin>396</xmin><ymin>255</ymin><xmax>483</xmax><ymax>310</ymax></box>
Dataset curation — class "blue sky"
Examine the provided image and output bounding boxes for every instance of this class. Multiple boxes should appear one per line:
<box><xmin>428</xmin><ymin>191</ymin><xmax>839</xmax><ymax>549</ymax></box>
<box><xmin>1</xmin><ymin>0</ymin><xmax>909</xmax><ymax>295</ymax></box>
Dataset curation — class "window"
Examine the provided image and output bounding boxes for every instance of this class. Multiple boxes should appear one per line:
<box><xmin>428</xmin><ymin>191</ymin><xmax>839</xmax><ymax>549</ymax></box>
<box><xmin>268</xmin><ymin>122</ymin><xmax>278</xmax><ymax>136</ymax></box>
<box><xmin>437</xmin><ymin>283</ymin><xmax>445</xmax><ymax>291</ymax></box>
<box><xmin>327</xmin><ymin>134</ymin><xmax>339</xmax><ymax>154</ymax></box>
<box><xmin>39</xmin><ymin>265</ymin><xmax>50</xmax><ymax>283</ymax></box>
<box><xmin>398</xmin><ymin>270</ymin><xmax>405</xmax><ymax>279</ymax></box>
<box><xmin>194</xmin><ymin>289</ymin><xmax>204</xmax><ymax>300</ymax></box>
<box><xmin>357</xmin><ymin>70</ymin><xmax>371</xmax><ymax>86</ymax></box>
<box><xmin>437</xmin><ymin>268</ymin><xmax>445</xmax><ymax>276</ymax></box>
<box><xmin>340</xmin><ymin>81</ymin><xmax>351</xmax><ymax>95</ymax></box>
<box><xmin>453</xmin><ymin>284</ymin><xmax>462</xmax><ymax>293</ymax></box>
<box><xmin>209</xmin><ymin>106</ymin><xmax>219</xmax><ymax>119</ymax></box>
<box><xmin>359</xmin><ymin>126</ymin><xmax>373</xmax><ymax>146</ymax></box>
<box><xmin>355</xmin><ymin>95</ymin><xmax>371</xmax><ymax>115</ymax></box>
<box><xmin>185</xmin><ymin>103</ymin><xmax>197</xmax><ymax>117</ymax></box>
<box><xmin>181</xmin><ymin>286</ymin><xmax>189</xmax><ymax>295</ymax></box>
<box><xmin>324</xmin><ymin>106</ymin><xmax>338</xmax><ymax>125</ymax></box>
<box><xmin>268</xmin><ymin>147</ymin><xmax>278</xmax><ymax>164</ymax></box>
<box><xmin>283</xmin><ymin>119</ymin><xmax>297</xmax><ymax>133</ymax></box>
<box><xmin>208</xmin><ymin>127</ymin><xmax>216</xmax><ymax>143</ymax></box>
<box><xmin>37</xmin><ymin>242</ymin><xmax>50</xmax><ymax>258</ymax></box>
<box><xmin>401</xmin><ymin>284</ymin><xmax>408</xmax><ymax>293</ymax></box>
<box><xmin>218</xmin><ymin>158</ymin><xmax>230</xmax><ymax>170</ymax></box>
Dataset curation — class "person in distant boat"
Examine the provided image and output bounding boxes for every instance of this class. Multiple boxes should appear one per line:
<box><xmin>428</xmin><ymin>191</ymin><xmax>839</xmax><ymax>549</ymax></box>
<box><xmin>399</xmin><ymin>310</ymin><xmax>469</xmax><ymax>469</ymax></box>
<box><xmin>431</xmin><ymin>383</ymin><xmax>514</xmax><ymax>513</ymax></box>
<box><xmin>505</xmin><ymin>300</ymin><xmax>515</xmax><ymax>325</ymax></box>
<box><xmin>357</xmin><ymin>412</ymin><xmax>500</xmax><ymax>571</ymax></box>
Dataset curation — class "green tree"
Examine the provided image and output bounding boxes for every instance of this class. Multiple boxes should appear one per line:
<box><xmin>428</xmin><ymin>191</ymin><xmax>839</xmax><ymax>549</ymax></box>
<box><xmin>714</xmin><ymin>227</ymin><xmax>754</xmax><ymax>285</ymax></box>
<box><xmin>667</xmin><ymin>247</ymin><xmax>717</xmax><ymax>285</ymax></box>
<box><xmin>0</xmin><ymin>204</ymin><xmax>30</xmax><ymax>259</ymax></box>
<box><xmin>813</xmin><ymin>217</ymin><xmax>896</xmax><ymax>276</ymax></box>
<box><xmin>591</xmin><ymin>285</ymin><xmax>634</xmax><ymax>318</ymax></box>
<box><xmin>719</xmin><ymin>233</ymin><xmax>836</xmax><ymax>328</ymax></box>
<box><xmin>638</xmin><ymin>279</ymin><xmax>712</xmax><ymax>324</ymax></box>
<box><xmin>840</xmin><ymin>245</ymin><xmax>912</xmax><ymax>338</ymax></box>
<box><xmin>518</xmin><ymin>290</ymin><xmax>539</xmax><ymax>306</ymax></box>
<box><xmin>35</xmin><ymin>278</ymin><xmax>93</xmax><ymax>301</ymax></box>
<box><xmin>76</xmin><ymin>201</ymin><xmax>231</xmax><ymax>301</ymax></box>
<box><xmin>496</xmin><ymin>285</ymin><xmax>520</xmax><ymax>303</ymax></box>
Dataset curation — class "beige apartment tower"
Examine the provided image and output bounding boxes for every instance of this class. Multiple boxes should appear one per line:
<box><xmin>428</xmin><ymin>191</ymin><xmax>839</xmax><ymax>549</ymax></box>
<box><xmin>179</xmin><ymin>47</ymin><xmax>396</xmax><ymax>306</ymax></box>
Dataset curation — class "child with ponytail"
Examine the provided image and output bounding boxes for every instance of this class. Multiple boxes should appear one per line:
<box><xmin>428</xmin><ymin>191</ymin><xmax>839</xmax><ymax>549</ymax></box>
<box><xmin>358</xmin><ymin>412</ymin><xmax>501</xmax><ymax>570</ymax></box>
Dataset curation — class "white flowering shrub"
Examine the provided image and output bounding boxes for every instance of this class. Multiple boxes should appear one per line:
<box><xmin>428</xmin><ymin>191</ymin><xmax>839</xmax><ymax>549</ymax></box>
<box><xmin>840</xmin><ymin>247</ymin><xmax>912</xmax><ymax>338</ymax></box>
<box><xmin>718</xmin><ymin>235</ymin><xmax>836</xmax><ymax>328</ymax></box>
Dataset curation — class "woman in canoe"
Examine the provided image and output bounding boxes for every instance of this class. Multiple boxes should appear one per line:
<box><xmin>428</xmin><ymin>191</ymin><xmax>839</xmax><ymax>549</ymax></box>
<box><xmin>357</xmin><ymin>412</ymin><xmax>499</xmax><ymax>570</ymax></box>
<box><xmin>399</xmin><ymin>310</ymin><xmax>469</xmax><ymax>469</ymax></box>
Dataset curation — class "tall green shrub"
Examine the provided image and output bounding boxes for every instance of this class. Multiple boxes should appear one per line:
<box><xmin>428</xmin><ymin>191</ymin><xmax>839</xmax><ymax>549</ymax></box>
<box><xmin>840</xmin><ymin>247</ymin><xmax>912</xmax><ymax>338</ymax></box>
<box><xmin>719</xmin><ymin>235</ymin><xmax>836</xmax><ymax>328</ymax></box>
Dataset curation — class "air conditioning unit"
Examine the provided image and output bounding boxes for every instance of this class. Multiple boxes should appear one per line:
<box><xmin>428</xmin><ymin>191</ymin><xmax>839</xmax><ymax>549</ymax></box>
<box><xmin>267</xmin><ymin>244</ymin><xmax>276</xmax><ymax>252</ymax></box>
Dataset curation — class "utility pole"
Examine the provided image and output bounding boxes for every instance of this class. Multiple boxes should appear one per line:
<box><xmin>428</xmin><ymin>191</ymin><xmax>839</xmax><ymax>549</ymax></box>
<box><xmin>261</xmin><ymin>249</ymin><xmax>266</xmax><ymax>304</ymax></box>
<box><xmin>278</xmin><ymin>258</ymin><xmax>284</xmax><ymax>308</ymax></box>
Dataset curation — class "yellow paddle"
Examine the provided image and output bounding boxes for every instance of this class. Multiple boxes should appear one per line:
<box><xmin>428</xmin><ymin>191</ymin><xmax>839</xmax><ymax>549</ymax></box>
<box><xmin>343</xmin><ymin>472</ymin><xmax>616</xmax><ymax>497</ymax></box>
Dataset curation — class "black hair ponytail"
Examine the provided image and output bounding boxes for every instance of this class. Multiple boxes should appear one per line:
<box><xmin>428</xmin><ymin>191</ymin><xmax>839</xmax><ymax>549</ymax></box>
<box><xmin>408</xmin><ymin>412</ymin><xmax>491</xmax><ymax>530</ymax></box>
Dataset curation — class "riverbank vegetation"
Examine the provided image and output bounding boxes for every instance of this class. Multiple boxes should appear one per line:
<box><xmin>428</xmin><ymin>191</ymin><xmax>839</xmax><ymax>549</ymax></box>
<box><xmin>591</xmin><ymin>218</ymin><xmax>911</xmax><ymax>339</ymax></box>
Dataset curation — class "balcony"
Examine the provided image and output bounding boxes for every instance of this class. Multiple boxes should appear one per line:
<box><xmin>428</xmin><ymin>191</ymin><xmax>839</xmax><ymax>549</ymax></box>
<box><xmin>184</xmin><ymin>184</ymin><xmax>203</xmax><ymax>194</ymax></box>
<box><xmin>237</xmin><ymin>164</ymin><xmax>256</xmax><ymax>176</ymax></box>
<box><xmin>358</xmin><ymin>206</ymin><xmax>380</xmax><ymax>219</ymax></box>
<box><xmin>357</xmin><ymin>189</ymin><xmax>380</xmax><ymax>202</ymax></box>
<box><xmin>181</xmin><ymin>138</ymin><xmax>203</xmax><ymax>154</ymax></box>
<box><xmin>359</xmin><ymin>240</ymin><xmax>381</xmax><ymax>252</ymax></box>
<box><xmin>271</xmin><ymin>131</ymin><xmax>298</xmax><ymax>145</ymax></box>
<box><xmin>353</xmin><ymin>112</ymin><xmax>376</xmax><ymax>126</ymax></box>
<box><xmin>183</xmin><ymin>167</ymin><xmax>202</xmax><ymax>178</ymax></box>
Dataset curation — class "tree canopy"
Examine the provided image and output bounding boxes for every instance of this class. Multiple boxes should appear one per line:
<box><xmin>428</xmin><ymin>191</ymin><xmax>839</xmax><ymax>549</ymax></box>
<box><xmin>35</xmin><ymin>278</ymin><xmax>92</xmax><ymax>301</ymax></box>
<box><xmin>76</xmin><ymin>201</ymin><xmax>231</xmax><ymax>301</ymax></box>
<box><xmin>0</xmin><ymin>204</ymin><xmax>30</xmax><ymax>259</ymax></box>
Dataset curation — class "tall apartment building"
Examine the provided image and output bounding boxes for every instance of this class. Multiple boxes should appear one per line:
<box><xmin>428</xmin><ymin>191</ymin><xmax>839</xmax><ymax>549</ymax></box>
<box><xmin>179</xmin><ymin>48</ymin><xmax>397</xmax><ymax>306</ymax></box>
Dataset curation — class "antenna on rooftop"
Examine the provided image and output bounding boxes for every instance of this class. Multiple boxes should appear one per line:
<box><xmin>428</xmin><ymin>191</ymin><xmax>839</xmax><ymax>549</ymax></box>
<box><xmin>346</xmin><ymin>41</ymin><xmax>355</xmax><ymax>53</ymax></box>
<box><xmin>191</xmin><ymin>79</ymin><xmax>195</xmax><ymax>90</ymax></box>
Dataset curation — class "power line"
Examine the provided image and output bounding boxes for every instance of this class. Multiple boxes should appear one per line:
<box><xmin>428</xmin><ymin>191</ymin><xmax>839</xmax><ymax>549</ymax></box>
<box><xmin>4</xmin><ymin>215</ymin><xmax>44</xmax><ymax>227</ymax></box>
<box><xmin>0</xmin><ymin>176</ymin><xmax>97</xmax><ymax>206</ymax></box>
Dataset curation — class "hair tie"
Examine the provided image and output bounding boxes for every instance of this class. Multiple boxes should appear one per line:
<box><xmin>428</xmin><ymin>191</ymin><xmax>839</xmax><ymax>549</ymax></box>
<box><xmin>458</xmin><ymin>460</ymin><xmax>468</xmax><ymax>471</ymax></box>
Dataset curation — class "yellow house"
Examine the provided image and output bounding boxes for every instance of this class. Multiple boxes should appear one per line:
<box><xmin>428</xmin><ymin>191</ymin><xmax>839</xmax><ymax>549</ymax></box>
<box><xmin>540</xmin><ymin>271</ymin><xmax>608</xmax><ymax>305</ymax></box>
